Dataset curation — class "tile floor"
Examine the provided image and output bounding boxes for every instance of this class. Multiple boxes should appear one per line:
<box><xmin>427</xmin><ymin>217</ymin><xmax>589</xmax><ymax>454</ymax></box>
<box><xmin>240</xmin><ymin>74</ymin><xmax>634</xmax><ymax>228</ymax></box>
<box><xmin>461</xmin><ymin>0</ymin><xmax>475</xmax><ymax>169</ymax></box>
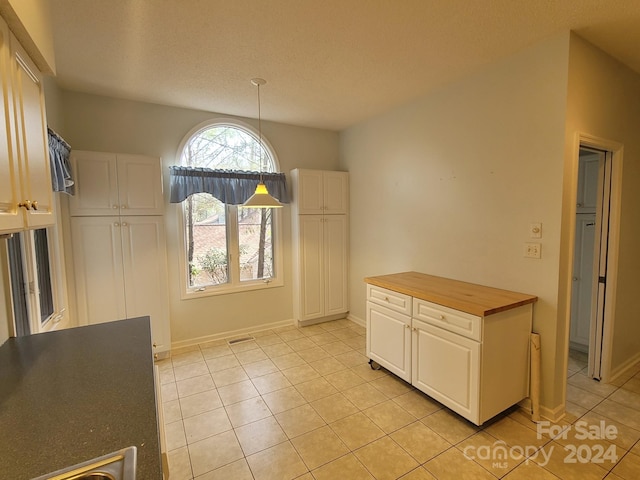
<box><xmin>156</xmin><ymin>321</ymin><xmax>640</xmax><ymax>479</ymax></box>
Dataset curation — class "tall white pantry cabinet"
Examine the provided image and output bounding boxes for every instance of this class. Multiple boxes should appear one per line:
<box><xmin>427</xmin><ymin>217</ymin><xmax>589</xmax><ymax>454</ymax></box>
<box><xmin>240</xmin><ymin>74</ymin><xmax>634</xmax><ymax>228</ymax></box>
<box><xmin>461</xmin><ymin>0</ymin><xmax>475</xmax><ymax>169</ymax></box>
<box><xmin>69</xmin><ymin>151</ymin><xmax>171</xmax><ymax>355</ymax></box>
<box><xmin>291</xmin><ymin>169</ymin><xmax>349</xmax><ymax>325</ymax></box>
<box><xmin>0</xmin><ymin>16</ymin><xmax>55</xmax><ymax>233</ymax></box>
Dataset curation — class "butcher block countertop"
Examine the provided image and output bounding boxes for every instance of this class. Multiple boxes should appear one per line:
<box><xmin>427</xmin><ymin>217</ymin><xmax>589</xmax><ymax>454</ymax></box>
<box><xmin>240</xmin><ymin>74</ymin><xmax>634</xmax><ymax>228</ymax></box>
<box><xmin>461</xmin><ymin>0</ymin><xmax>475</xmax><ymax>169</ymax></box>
<box><xmin>365</xmin><ymin>271</ymin><xmax>537</xmax><ymax>316</ymax></box>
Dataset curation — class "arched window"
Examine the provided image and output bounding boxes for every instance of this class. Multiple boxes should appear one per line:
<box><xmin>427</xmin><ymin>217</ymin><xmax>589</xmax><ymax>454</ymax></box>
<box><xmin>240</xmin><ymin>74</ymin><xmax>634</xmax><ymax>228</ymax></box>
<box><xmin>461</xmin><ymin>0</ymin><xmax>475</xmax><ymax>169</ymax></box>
<box><xmin>176</xmin><ymin>119</ymin><xmax>283</xmax><ymax>295</ymax></box>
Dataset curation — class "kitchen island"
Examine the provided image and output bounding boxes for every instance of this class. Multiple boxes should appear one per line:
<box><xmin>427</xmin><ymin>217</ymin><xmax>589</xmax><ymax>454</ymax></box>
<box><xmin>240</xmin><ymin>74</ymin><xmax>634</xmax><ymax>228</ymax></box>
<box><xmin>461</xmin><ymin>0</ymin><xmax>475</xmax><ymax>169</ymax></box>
<box><xmin>365</xmin><ymin>272</ymin><xmax>537</xmax><ymax>425</ymax></box>
<box><xmin>0</xmin><ymin>317</ymin><xmax>163</xmax><ymax>479</ymax></box>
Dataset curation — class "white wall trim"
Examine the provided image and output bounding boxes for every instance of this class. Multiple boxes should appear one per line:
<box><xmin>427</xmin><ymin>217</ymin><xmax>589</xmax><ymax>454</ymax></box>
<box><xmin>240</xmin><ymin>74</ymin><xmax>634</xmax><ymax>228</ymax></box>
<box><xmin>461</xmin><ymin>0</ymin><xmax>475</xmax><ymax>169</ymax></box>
<box><xmin>347</xmin><ymin>313</ymin><xmax>365</xmax><ymax>328</ymax></box>
<box><xmin>609</xmin><ymin>350</ymin><xmax>640</xmax><ymax>384</ymax></box>
<box><xmin>171</xmin><ymin>318</ymin><xmax>295</xmax><ymax>350</ymax></box>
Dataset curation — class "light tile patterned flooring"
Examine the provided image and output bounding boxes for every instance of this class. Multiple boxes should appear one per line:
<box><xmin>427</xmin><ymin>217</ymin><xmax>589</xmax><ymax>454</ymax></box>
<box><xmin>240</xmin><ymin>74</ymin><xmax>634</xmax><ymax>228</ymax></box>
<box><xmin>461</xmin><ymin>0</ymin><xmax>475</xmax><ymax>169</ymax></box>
<box><xmin>157</xmin><ymin>321</ymin><xmax>640</xmax><ymax>479</ymax></box>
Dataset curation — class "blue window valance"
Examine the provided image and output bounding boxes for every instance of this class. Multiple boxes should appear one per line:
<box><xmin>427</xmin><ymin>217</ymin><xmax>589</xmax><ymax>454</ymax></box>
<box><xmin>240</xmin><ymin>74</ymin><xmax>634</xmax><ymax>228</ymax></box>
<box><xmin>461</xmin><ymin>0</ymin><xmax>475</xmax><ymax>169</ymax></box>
<box><xmin>47</xmin><ymin>127</ymin><xmax>74</xmax><ymax>195</ymax></box>
<box><xmin>169</xmin><ymin>166</ymin><xmax>289</xmax><ymax>205</ymax></box>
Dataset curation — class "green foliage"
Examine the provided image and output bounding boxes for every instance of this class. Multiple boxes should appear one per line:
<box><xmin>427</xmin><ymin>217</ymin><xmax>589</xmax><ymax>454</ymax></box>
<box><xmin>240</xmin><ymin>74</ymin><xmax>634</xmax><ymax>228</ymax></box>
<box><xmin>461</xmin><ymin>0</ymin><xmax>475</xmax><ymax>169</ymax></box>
<box><xmin>197</xmin><ymin>248</ymin><xmax>228</xmax><ymax>284</ymax></box>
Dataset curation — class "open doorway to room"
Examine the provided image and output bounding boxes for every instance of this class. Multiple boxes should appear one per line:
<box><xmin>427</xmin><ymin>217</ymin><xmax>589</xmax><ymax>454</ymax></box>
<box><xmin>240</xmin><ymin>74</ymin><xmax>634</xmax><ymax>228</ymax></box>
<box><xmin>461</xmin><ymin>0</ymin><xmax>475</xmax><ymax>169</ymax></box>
<box><xmin>568</xmin><ymin>137</ymin><xmax>621</xmax><ymax>382</ymax></box>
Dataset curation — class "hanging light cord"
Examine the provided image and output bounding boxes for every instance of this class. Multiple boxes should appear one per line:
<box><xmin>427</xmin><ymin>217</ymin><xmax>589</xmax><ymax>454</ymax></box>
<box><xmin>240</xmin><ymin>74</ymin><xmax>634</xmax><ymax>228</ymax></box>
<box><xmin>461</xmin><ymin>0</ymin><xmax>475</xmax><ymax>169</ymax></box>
<box><xmin>254</xmin><ymin>78</ymin><xmax>265</xmax><ymax>184</ymax></box>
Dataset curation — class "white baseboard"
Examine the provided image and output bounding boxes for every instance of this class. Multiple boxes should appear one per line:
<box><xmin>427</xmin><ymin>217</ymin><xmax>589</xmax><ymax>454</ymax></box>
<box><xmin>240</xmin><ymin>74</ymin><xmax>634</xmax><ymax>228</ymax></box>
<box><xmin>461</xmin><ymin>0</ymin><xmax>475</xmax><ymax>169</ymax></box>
<box><xmin>297</xmin><ymin>313</ymin><xmax>347</xmax><ymax>327</ymax></box>
<box><xmin>609</xmin><ymin>350</ymin><xmax>640</xmax><ymax>383</ymax></box>
<box><xmin>171</xmin><ymin>318</ymin><xmax>295</xmax><ymax>350</ymax></box>
<box><xmin>347</xmin><ymin>313</ymin><xmax>365</xmax><ymax>328</ymax></box>
<box><xmin>517</xmin><ymin>397</ymin><xmax>565</xmax><ymax>423</ymax></box>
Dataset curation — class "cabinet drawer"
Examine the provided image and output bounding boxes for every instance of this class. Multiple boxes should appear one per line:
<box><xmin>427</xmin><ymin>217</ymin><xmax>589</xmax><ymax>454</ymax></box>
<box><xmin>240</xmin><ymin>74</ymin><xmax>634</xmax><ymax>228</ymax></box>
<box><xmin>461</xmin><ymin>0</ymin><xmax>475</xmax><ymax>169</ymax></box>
<box><xmin>413</xmin><ymin>298</ymin><xmax>482</xmax><ymax>341</ymax></box>
<box><xmin>367</xmin><ymin>284</ymin><xmax>412</xmax><ymax>316</ymax></box>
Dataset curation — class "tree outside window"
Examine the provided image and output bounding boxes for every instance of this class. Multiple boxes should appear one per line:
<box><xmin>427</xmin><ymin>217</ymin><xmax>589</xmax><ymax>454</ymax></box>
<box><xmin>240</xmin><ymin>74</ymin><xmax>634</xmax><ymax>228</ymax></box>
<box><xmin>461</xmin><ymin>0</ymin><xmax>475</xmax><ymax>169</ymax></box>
<box><xmin>181</xmin><ymin>123</ymin><xmax>277</xmax><ymax>290</ymax></box>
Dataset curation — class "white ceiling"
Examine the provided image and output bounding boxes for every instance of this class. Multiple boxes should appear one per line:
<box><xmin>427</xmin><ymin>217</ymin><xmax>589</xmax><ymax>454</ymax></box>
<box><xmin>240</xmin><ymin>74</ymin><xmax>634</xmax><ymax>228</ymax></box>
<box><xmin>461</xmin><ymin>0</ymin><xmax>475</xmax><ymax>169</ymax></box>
<box><xmin>49</xmin><ymin>0</ymin><xmax>640</xmax><ymax>131</ymax></box>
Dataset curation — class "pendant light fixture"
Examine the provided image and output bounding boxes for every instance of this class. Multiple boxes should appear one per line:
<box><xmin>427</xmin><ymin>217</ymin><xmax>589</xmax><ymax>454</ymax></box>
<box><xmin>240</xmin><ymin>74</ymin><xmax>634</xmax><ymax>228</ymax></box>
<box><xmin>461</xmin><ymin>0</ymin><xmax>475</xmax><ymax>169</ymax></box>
<box><xmin>243</xmin><ymin>78</ymin><xmax>283</xmax><ymax>208</ymax></box>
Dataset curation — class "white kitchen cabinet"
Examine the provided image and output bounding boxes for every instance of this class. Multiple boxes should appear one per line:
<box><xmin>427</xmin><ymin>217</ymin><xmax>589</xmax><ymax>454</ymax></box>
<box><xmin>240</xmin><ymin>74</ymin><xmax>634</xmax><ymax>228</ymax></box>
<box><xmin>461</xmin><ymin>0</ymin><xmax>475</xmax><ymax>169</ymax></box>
<box><xmin>366</xmin><ymin>301</ymin><xmax>412</xmax><ymax>382</ymax></box>
<box><xmin>69</xmin><ymin>151</ymin><xmax>164</xmax><ymax>216</ymax></box>
<box><xmin>291</xmin><ymin>169</ymin><xmax>349</xmax><ymax>325</ymax></box>
<box><xmin>293</xmin><ymin>169</ymin><xmax>349</xmax><ymax>215</ymax></box>
<box><xmin>69</xmin><ymin>152</ymin><xmax>170</xmax><ymax>355</ymax></box>
<box><xmin>71</xmin><ymin>215</ymin><xmax>171</xmax><ymax>353</ymax></box>
<box><xmin>366</xmin><ymin>272</ymin><xmax>536</xmax><ymax>425</ymax></box>
<box><xmin>412</xmin><ymin>317</ymin><xmax>480</xmax><ymax>421</ymax></box>
<box><xmin>0</xmin><ymin>18</ymin><xmax>54</xmax><ymax>233</ymax></box>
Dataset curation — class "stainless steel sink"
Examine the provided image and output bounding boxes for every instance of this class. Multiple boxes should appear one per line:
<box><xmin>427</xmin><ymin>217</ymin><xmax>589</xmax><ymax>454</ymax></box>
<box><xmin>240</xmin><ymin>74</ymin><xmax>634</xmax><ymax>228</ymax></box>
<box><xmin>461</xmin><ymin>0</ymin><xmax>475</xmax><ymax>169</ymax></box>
<box><xmin>32</xmin><ymin>446</ymin><xmax>136</xmax><ymax>480</ymax></box>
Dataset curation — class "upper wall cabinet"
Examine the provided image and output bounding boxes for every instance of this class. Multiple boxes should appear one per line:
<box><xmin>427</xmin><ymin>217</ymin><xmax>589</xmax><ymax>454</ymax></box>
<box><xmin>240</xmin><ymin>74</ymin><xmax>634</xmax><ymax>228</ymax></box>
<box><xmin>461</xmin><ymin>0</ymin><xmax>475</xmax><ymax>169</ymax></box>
<box><xmin>0</xmin><ymin>17</ymin><xmax>54</xmax><ymax>233</ymax></box>
<box><xmin>292</xmin><ymin>169</ymin><xmax>349</xmax><ymax>215</ymax></box>
<box><xmin>69</xmin><ymin>151</ymin><xmax>164</xmax><ymax>216</ymax></box>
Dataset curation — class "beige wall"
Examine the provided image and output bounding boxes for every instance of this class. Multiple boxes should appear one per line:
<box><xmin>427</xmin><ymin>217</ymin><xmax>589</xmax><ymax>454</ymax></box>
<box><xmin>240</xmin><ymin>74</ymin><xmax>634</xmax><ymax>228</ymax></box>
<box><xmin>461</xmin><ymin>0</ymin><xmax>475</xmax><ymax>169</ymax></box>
<box><xmin>340</xmin><ymin>33</ymin><xmax>571</xmax><ymax>414</ymax></box>
<box><xmin>564</xmin><ymin>34</ymin><xmax>640</xmax><ymax>376</ymax></box>
<box><xmin>56</xmin><ymin>90</ymin><xmax>339</xmax><ymax>344</ymax></box>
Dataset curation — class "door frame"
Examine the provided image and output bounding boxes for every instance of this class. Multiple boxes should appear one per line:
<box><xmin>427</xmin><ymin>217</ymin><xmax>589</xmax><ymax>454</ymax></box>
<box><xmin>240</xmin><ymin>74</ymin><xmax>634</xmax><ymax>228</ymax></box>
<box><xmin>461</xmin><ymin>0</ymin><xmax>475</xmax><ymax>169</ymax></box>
<box><xmin>568</xmin><ymin>133</ymin><xmax>623</xmax><ymax>383</ymax></box>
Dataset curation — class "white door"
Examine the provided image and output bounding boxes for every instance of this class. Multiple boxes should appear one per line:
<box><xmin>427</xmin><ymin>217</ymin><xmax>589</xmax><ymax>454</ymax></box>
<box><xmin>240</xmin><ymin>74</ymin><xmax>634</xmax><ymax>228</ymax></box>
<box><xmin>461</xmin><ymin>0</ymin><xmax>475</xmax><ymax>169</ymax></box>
<box><xmin>69</xmin><ymin>151</ymin><xmax>119</xmax><ymax>216</ymax></box>
<box><xmin>0</xmin><ymin>19</ymin><xmax>22</xmax><ymax>232</ymax></box>
<box><xmin>366</xmin><ymin>302</ymin><xmax>411</xmax><ymax>381</ymax></box>
<box><xmin>412</xmin><ymin>319</ymin><xmax>479</xmax><ymax>422</ymax></box>
<box><xmin>298</xmin><ymin>215</ymin><xmax>324</xmax><ymax>320</ymax></box>
<box><xmin>116</xmin><ymin>154</ymin><xmax>164</xmax><ymax>215</ymax></box>
<box><xmin>570</xmin><ymin>214</ymin><xmax>596</xmax><ymax>349</ymax></box>
<box><xmin>71</xmin><ymin>216</ymin><xmax>126</xmax><ymax>325</ymax></box>
<box><xmin>10</xmin><ymin>34</ymin><xmax>53</xmax><ymax>229</ymax></box>
<box><xmin>323</xmin><ymin>172</ymin><xmax>349</xmax><ymax>214</ymax></box>
<box><xmin>297</xmin><ymin>170</ymin><xmax>324</xmax><ymax>214</ymax></box>
<box><xmin>121</xmin><ymin>216</ymin><xmax>171</xmax><ymax>351</ymax></box>
<box><xmin>324</xmin><ymin>214</ymin><xmax>348</xmax><ymax>316</ymax></box>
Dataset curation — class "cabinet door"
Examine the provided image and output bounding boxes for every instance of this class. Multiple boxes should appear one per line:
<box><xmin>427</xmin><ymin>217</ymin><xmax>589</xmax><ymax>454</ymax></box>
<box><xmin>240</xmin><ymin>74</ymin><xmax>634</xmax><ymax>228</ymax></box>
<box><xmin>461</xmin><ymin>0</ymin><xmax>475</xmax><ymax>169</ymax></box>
<box><xmin>366</xmin><ymin>301</ymin><xmax>411</xmax><ymax>381</ymax></box>
<box><xmin>298</xmin><ymin>215</ymin><xmax>324</xmax><ymax>320</ymax></box>
<box><xmin>71</xmin><ymin>216</ymin><xmax>127</xmax><ymax>325</ymax></box>
<box><xmin>324</xmin><ymin>214</ymin><xmax>348</xmax><ymax>316</ymax></box>
<box><xmin>69</xmin><ymin>152</ymin><xmax>164</xmax><ymax>216</ymax></box>
<box><xmin>412</xmin><ymin>319</ymin><xmax>480</xmax><ymax>423</ymax></box>
<box><xmin>323</xmin><ymin>171</ymin><xmax>349</xmax><ymax>214</ymax></box>
<box><xmin>121</xmin><ymin>216</ymin><xmax>171</xmax><ymax>351</ymax></box>
<box><xmin>9</xmin><ymin>34</ymin><xmax>54</xmax><ymax>229</ymax></box>
<box><xmin>0</xmin><ymin>19</ymin><xmax>21</xmax><ymax>232</ymax></box>
<box><xmin>296</xmin><ymin>170</ymin><xmax>324</xmax><ymax>214</ymax></box>
<box><xmin>69</xmin><ymin>151</ymin><xmax>119</xmax><ymax>215</ymax></box>
<box><xmin>117</xmin><ymin>154</ymin><xmax>164</xmax><ymax>215</ymax></box>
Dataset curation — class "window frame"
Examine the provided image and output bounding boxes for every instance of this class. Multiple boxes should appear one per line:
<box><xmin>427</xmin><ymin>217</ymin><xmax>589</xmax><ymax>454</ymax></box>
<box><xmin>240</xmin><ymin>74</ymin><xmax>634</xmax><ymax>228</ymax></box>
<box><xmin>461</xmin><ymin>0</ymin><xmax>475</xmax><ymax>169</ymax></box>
<box><xmin>176</xmin><ymin>118</ymin><xmax>284</xmax><ymax>299</ymax></box>
<box><xmin>4</xmin><ymin>225</ymin><xmax>65</xmax><ymax>335</ymax></box>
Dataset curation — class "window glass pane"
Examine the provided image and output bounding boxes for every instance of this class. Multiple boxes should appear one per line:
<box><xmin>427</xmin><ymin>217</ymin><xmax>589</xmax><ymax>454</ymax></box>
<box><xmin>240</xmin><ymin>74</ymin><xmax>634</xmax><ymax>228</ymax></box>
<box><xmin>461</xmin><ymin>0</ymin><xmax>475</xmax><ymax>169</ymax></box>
<box><xmin>181</xmin><ymin>125</ymin><xmax>272</xmax><ymax>172</ymax></box>
<box><xmin>34</xmin><ymin>229</ymin><xmax>54</xmax><ymax>324</ymax></box>
<box><xmin>187</xmin><ymin>193</ymin><xmax>228</xmax><ymax>287</ymax></box>
<box><xmin>7</xmin><ymin>234</ymin><xmax>30</xmax><ymax>336</ymax></box>
<box><xmin>238</xmin><ymin>207</ymin><xmax>274</xmax><ymax>281</ymax></box>
<box><xmin>180</xmin><ymin>122</ymin><xmax>280</xmax><ymax>292</ymax></box>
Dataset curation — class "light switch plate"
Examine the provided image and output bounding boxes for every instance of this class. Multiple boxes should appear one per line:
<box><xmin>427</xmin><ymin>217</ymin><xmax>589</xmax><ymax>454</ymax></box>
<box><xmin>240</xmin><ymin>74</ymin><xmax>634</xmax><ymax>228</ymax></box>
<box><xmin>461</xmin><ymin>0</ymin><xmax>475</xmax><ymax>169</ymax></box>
<box><xmin>530</xmin><ymin>223</ymin><xmax>542</xmax><ymax>238</ymax></box>
<box><xmin>524</xmin><ymin>243</ymin><xmax>541</xmax><ymax>259</ymax></box>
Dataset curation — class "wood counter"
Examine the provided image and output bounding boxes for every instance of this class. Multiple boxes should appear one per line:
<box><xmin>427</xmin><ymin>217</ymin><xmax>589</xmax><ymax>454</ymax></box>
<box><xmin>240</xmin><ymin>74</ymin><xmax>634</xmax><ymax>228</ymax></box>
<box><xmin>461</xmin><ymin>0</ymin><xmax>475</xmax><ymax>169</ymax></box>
<box><xmin>364</xmin><ymin>271</ymin><xmax>537</xmax><ymax>317</ymax></box>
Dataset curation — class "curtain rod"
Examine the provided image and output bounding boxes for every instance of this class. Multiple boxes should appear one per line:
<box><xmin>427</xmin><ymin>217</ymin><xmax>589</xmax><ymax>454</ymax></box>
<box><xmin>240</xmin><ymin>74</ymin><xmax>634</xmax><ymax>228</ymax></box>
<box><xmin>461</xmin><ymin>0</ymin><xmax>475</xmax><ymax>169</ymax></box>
<box><xmin>47</xmin><ymin>126</ymin><xmax>71</xmax><ymax>150</ymax></box>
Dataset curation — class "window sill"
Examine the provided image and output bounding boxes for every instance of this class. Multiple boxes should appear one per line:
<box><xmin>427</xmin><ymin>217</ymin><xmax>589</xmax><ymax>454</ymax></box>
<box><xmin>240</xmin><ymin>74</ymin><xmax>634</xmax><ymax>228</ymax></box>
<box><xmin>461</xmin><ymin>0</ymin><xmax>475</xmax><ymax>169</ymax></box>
<box><xmin>181</xmin><ymin>278</ymin><xmax>284</xmax><ymax>300</ymax></box>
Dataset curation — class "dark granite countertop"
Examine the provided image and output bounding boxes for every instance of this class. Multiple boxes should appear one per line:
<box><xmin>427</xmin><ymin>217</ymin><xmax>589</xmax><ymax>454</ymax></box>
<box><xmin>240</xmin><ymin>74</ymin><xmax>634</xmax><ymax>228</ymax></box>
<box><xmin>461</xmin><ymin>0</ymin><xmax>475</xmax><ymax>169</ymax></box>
<box><xmin>0</xmin><ymin>317</ymin><xmax>162</xmax><ymax>480</ymax></box>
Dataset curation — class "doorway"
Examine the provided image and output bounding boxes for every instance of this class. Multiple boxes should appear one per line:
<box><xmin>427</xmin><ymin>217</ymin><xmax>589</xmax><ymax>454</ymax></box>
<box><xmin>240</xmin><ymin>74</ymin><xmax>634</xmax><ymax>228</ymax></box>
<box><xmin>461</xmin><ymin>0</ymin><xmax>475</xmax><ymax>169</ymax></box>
<box><xmin>568</xmin><ymin>137</ymin><xmax>621</xmax><ymax>382</ymax></box>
